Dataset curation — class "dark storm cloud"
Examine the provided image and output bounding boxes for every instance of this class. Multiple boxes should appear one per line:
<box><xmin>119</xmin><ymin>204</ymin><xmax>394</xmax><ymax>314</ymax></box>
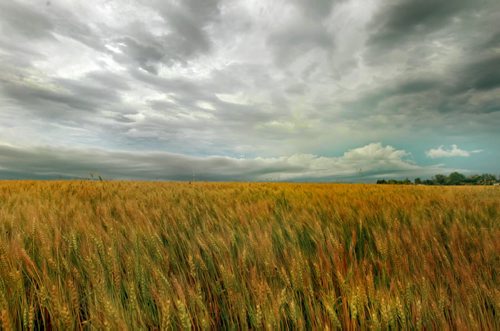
<box><xmin>0</xmin><ymin>143</ymin><xmax>447</xmax><ymax>181</ymax></box>
<box><xmin>285</xmin><ymin>83</ymin><xmax>308</xmax><ymax>95</ymax></box>
<box><xmin>347</xmin><ymin>0</ymin><xmax>500</xmax><ymax>120</ymax></box>
<box><xmin>111</xmin><ymin>22</ymin><xmax>208</xmax><ymax>73</ymax></box>
<box><xmin>113</xmin><ymin>35</ymin><xmax>166</xmax><ymax>74</ymax></box>
<box><xmin>0</xmin><ymin>1</ymin><xmax>104</xmax><ymax>52</ymax></box>
<box><xmin>482</xmin><ymin>31</ymin><xmax>500</xmax><ymax>49</ymax></box>
<box><xmin>367</xmin><ymin>0</ymin><xmax>476</xmax><ymax>47</ymax></box>
<box><xmin>0</xmin><ymin>1</ymin><xmax>54</xmax><ymax>39</ymax></box>
<box><xmin>130</xmin><ymin>68</ymin><xmax>206</xmax><ymax>98</ymax></box>
<box><xmin>156</xmin><ymin>0</ymin><xmax>220</xmax><ymax>52</ymax></box>
<box><xmin>0</xmin><ymin>63</ymin><xmax>139</xmax><ymax>129</ymax></box>
<box><xmin>2</xmin><ymin>82</ymin><xmax>99</xmax><ymax>115</ymax></box>
<box><xmin>457</xmin><ymin>55</ymin><xmax>500</xmax><ymax>92</ymax></box>
<box><xmin>132</xmin><ymin>67</ymin><xmax>278</xmax><ymax>126</ymax></box>
<box><xmin>85</xmin><ymin>71</ymin><xmax>131</xmax><ymax>91</ymax></box>
<box><xmin>0</xmin><ymin>0</ymin><xmax>221</xmax><ymax>76</ymax></box>
<box><xmin>268</xmin><ymin>23</ymin><xmax>334</xmax><ymax>65</ymax></box>
<box><xmin>141</xmin><ymin>97</ymin><xmax>275</xmax><ymax>140</ymax></box>
<box><xmin>111</xmin><ymin>0</ymin><xmax>222</xmax><ymax>73</ymax></box>
<box><xmin>290</xmin><ymin>0</ymin><xmax>338</xmax><ymax>19</ymax></box>
<box><xmin>344</xmin><ymin>75</ymin><xmax>500</xmax><ymax>121</ymax></box>
<box><xmin>395</xmin><ymin>79</ymin><xmax>441</xmax><ymax>95</ymax></box>
<box><xmin>265</xmin><ymin>1</ymin><xmax>339</xmax><ymax>67</ymax></box>
<box><xmin>343</xmin><ymin>77</ymin><xmax>442</xmax><ymax>115</ymax></box>
<box><xmin>215</xmin><ymin>100</ymin><xmax>277</xmax><ymax>126</ymax></box>
<box><xmin>0</xmin><ymin>143</ymin><xmax>301</xmax><ymax>181</ymax></box>
<box><xmin>1</xmin><ymin>76</ymin><xmax>122</xmax><ymax>118</ymax></box>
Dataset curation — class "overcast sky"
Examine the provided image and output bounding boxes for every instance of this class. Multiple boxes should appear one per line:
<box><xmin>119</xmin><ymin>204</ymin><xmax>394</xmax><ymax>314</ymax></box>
<box><xmin>0</xmin><ymin>0</ymin><xmax>499</xmax><ymax>181</ymax></box>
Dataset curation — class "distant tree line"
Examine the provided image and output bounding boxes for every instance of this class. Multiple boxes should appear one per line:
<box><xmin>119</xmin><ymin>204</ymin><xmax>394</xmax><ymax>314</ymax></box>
<box><xmin>377</xmin><ymin>172</ymin><xmax>499</xmax><ymax>185</ymax></box>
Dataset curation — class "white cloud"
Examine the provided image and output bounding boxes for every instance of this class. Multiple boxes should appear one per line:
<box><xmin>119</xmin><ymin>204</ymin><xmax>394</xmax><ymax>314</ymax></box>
<box><xmin>426</xmin><ymin>144</ymin><xmax>482</xmax><ymax>159</ymax></box>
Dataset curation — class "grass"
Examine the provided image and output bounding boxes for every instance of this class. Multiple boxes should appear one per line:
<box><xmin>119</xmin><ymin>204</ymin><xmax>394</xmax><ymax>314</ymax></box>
<box><xmin>0</xmin><ymin>181</ymin><xmax>498</xmax><ymax>329</ymax></box>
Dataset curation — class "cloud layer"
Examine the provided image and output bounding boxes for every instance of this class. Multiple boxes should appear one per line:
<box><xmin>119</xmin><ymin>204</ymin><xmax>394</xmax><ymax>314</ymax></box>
<box><xmin>0</xmin><ymin>142</ymin><xmax>448</xmax><ymax>181</ymax></box>
<box><xmin>0</xmin><ymin>0</ymin><xmax>498</xmax><ymax>180</ymax></box>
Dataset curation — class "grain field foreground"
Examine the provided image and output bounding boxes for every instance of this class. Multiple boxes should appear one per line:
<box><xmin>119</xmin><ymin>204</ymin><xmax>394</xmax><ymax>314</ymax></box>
<box><xmin>0</xmin><ymin>181</ymin><xmax>498</xmax><ymax>329</ymax></box>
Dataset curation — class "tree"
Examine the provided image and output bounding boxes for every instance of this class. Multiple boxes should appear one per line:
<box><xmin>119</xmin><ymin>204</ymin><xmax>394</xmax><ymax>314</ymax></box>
<box><xmin>447</xmin><ymin>172</ymin><xmax>466</xmax><ymax>185</ymax></box>
<box><xmin>478</xmin><ymin>174</ymin><xmax>496</xmax><ymax>185</ymax></box>
<box><xmin>434</xmin><ymin>174</ymin><xmax>447</xmax><ymax>185</ymax></box>
<box><xmin>465</xmin><ymin>175</ymin><xmax>479</xmax><ymax>184</ymax></box>
<box><xmin>376</xmin><ymin>173</ymin><xmax>497</xmax><ymax>186</ymax></box>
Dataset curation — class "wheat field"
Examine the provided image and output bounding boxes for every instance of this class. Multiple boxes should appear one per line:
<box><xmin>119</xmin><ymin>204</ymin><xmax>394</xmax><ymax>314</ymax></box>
<box><xmin>0</xmin><ymin>181</ymin><xmax>498</xmax><ymax>330</ymax></box>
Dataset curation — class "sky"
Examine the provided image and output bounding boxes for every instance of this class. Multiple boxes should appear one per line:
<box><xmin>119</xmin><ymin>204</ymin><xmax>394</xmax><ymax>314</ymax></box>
<box><xmin>0</xmin><ymin>0</ymin><xmax>499</xmax><ymax>181</ymax></box>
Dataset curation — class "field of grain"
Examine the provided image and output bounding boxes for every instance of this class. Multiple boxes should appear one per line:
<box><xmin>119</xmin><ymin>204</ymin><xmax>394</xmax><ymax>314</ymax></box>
<box><xmin>0</xmin><ymin>181</ymin><xmax>498</xmax><ymax>330</ymax></box>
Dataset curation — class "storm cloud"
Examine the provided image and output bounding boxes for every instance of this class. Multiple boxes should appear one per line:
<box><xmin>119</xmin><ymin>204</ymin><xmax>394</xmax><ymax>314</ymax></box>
<box><xmin>0</xmin><ymin>142</ymin><xmax>450</xmax><ymax>181</ymax></box>
<box><xmin>0</xmin><ymin>0</ymin><xmax>498</xmax><ymax>180</ymax></box>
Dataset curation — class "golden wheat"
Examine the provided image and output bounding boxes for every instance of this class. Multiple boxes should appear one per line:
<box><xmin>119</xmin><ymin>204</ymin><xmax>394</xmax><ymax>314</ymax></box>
<box><xmin>0</xmin><ymin>181</ymin><xmax>498</xmax><ymax>329</ymax></box>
